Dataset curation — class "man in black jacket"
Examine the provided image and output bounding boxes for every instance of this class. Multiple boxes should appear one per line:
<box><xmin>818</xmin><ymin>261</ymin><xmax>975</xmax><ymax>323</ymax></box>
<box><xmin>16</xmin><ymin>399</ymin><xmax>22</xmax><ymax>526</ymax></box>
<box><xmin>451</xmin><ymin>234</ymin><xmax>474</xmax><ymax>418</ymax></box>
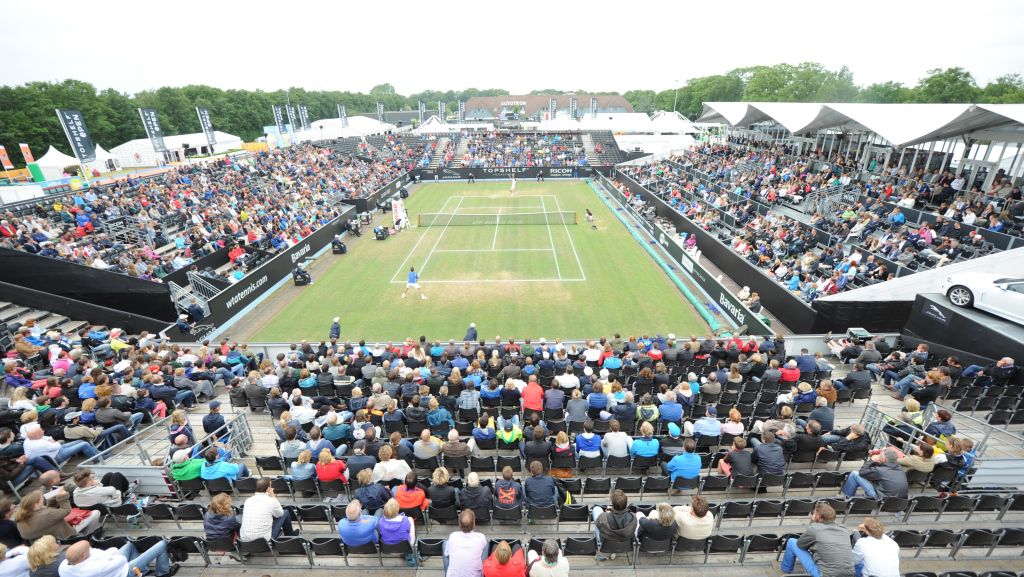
<box><xmin>752</xmin><ymin>431</ymin><xmax>785</xmax><ymax>476</ymax></box>
<box><xmin>841</xmin><ymin>449</ymin><xmax>909</xmax><ymax>499</ymax></box>
<box><xmin>820</xmin><ymin>424</ymin><xmax>871</xmax><ymax>454</ymax></box>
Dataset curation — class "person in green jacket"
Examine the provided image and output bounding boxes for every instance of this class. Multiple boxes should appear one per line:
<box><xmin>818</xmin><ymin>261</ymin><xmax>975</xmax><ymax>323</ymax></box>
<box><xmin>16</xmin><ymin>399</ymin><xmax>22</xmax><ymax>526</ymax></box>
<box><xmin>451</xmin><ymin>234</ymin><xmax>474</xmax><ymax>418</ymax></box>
<box><xmin>170</xmin><ymin>449</ymin><xmax>204</xmax><ymax>481</ymax></box>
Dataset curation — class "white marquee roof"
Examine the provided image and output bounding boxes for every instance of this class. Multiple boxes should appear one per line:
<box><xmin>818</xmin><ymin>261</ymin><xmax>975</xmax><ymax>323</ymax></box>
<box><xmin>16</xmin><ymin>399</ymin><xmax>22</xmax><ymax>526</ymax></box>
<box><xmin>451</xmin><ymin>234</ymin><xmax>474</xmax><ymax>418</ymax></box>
<box><xmin>649</xmin><ymin>110</ymin><xmax>700</xmax><ymax>134</ymax></box>
<box><xmin>697</xmin><ymin>102</ymin><xmax>1024</xmax><ymax>147</ymax></box>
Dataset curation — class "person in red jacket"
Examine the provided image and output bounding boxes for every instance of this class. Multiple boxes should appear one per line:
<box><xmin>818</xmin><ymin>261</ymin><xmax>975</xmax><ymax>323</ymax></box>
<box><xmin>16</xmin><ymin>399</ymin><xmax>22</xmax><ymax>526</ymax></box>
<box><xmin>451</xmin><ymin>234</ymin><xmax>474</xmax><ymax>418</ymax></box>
<box><xmin>314</xmin><ymin>448</ymin><xmax>347</xmax><ymax>483</ymax></box>
<box><xmin>521</xmin><ymin>377</ymin><xmax>544</xmax><ymax>415</ymax></box>
<box><xmin>779</xmin><ymin>360</ymin><xmax>801</xmax><ymax>385</ymax></box>
<box><xmin>482</xmin><ymin>540</ymin><xmax>526</xmax><ymax>577</ymax></box>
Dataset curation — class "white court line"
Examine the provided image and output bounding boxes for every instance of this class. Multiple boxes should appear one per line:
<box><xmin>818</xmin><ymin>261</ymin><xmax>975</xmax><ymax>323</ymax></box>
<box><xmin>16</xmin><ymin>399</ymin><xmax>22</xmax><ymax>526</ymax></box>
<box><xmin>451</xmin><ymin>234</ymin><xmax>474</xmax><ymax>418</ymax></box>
<box><xmin>388</xmin><ymin>278</ymin><xmax>587</xmax><ymax>284</ymax></box>
<box><xmin>434</xmin><ymin>248</ymin><xmax>554</xmax><ymax>253</ymax></box>
<box><xmin>418</xmin><ymin>195</ymin><xmax>465</xmax><ymax>277</ymax></box>
<box><xmin>540</xmin><ymin>196</ymin><xmax>562</xmax><ymax>280</ymax></box>
<box><xmin>491</xmin><ymin>207</ymin><xmax>501</xmax><ymax>250</ymax></box>
<box><xmin>456</xmin><ymin>205</ymin><xmax>543</xmax><ymax>209</ymax></box>
<box><xmin>552</xmin><ymin>194</ymin><xmax>586</xmax><ymax>280</ymax></box>
<box><xmin>391</xmin><ymin>195</ymin><xmax>455</xmax><ymax>283</ymax></box>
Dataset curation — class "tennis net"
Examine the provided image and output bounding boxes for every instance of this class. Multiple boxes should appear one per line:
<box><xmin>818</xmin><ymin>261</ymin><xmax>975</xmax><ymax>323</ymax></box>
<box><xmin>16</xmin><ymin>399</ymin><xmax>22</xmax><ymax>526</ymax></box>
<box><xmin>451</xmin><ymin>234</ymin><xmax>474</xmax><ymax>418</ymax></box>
<box><xmin>417</xmin><ymin>211</ymin><xmax>578</xmax><ymax>226</ymax></box>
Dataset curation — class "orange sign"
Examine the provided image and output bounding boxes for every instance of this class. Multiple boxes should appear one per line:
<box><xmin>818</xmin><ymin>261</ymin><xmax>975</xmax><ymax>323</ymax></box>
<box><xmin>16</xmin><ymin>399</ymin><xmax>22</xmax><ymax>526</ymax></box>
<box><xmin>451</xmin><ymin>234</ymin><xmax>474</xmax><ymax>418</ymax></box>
<box><xmin>0</xmin><ymin>146</ymin><xmax>13</xmax><ymax>170</ymax></box>
<box><xmin>19</xmin><ymin>143</ymin><xmax>34</xmax><ymax>164</ymax></box>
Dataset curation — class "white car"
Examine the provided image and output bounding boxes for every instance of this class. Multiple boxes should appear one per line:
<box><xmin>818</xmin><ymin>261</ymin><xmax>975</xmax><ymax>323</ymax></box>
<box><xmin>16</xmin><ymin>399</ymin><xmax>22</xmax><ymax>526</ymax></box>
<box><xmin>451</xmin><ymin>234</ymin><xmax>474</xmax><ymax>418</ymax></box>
<box><xmin>939</xmin><ymin>273</ymin><xmax>1024</xmax><ymax>325</ymax></box>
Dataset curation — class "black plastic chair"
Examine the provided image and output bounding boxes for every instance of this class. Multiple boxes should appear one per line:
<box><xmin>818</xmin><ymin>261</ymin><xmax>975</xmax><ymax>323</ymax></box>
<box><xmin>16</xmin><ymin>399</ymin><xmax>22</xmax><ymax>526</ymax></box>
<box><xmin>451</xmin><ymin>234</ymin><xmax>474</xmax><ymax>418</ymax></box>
<box><xmin>614</xmin><ymin>476</ymin><xmax>642</xmax><ymax>495</ymax></box>
<box><xmin>583</xmin><ymin>477</ymin><xmax>612</xmax><ymax>495</ymax></box>
<box><xmin>527</xmin><ymin>503</ymin><xmax>558</xmax><ymax>527</ymax></box>
<box><xmin>416</xmin><ymin>538</ymin><xmax>446</xmax><ymax>559</ymax></box>
<box><xmin>238</xmin><ymin>538</ymin><xmax>277</xmax><ymax>564</ymax></box>
<box><xmin>345</xmin><ymin>542</ymin><xmax>380</xmax><ymax>565</ymax></box>
<box><xmin>917</xmin><ymin>529</ymin><xmax>960</xmax><ymax>558</ymax></box>
<box><xmin>907</xmin><ymin>496</ymin><xmax>944</xmax><ymax>522</ymax></box>
<box><xmin>704</xmin><ymin>534</ymin><xmax>743</xmax><ymax>563</ymax></box>
<box><xmin>255</xmin><ymin>456</ymin><xmax>285</xmax><ymax>475</ymax></box>
<box><xmin>716</xmin><ymin>501</ymin><xmax>753</xmax><ymax>528</ymax></box>
<box><xmin>144</xmin><ymin>503</ymin><xmax>179</xmax><ymax>529</ymax></box>
<box><xmin>175</xmin><ymin>503</ymin><xmax>207</xmax><ymax>522</ymax></box>
<box><xmin>471</xmin><ymin>456</ymin><xmax>496</xmax><ymax>473</ymax></box>
<box><xmin>741</xmin><ymin>533</ymin><xmax>783</xmax><ymax>564</ymax></box>
<box><xmin>672</xmin><ymin>536</ymin><xmax>707</xmax><ymax>562</ymax></box>
<box><xmin>563</xmin><ymin>536</ymin><xmax>597</xmax><ymax>557</ymax></box>
<box><xmin>273</xmin><ymin>537</ymin><xmax>314</xmax><ymax>567</ymax></box>
<box><xmin>750</xmin><ymin>500</ymin><xmax>785</xmax><ymax>525</ymax></box>
<box><xmin>634</xmin><ymin>536</ymin><xmax>673</xmax><ymax>567</ymax></box>
<box><xmin>427</xmin><ymin>505</ymin><xmax>459</xmax><ymax>531</ymax></box>
<box><xmin>169</xmin><ymin>536</ymin><xmax>210</xmax><ymax>566</ymax></box>
<box><xmin>496</xmin><ymin>455</ymin><xmax>521</xmax><ymax>473</ymax></box>
<box><xmin>951</xmin><ymin>529</ymin><xmax>1000</xmax><ymax>558</ymax></box>
<box><xmin>379</xmin><ymin>539</ymin><xmax>415</xmax><ymax>566</ymax></box>
<box><xmin>557</xmin><ymin>503</ymin><xmax>590</xmax><ymax>530</ymax></box>
<box><xmin>491</xmin><ymin>504</ymin><xmax>524</xmax><ymax>529</ymax></box>
<box><xmin>641</xmin><ymin>476</ymin><xmax>671</xmax><ymax>499</ymax></box>
<box><xmin>598</xmin><ymin>537</ymin><xmax>633</xmax><ymax>563</ymax></box>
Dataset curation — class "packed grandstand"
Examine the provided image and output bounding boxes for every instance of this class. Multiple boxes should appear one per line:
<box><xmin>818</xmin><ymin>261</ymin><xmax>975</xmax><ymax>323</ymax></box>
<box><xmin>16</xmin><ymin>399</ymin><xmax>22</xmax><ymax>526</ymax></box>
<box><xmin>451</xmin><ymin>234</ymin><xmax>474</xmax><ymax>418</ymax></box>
<box><xmin>1</xmin><ymin>100</ymin><xmax>1023</xmax><ymax>577</ymax></box>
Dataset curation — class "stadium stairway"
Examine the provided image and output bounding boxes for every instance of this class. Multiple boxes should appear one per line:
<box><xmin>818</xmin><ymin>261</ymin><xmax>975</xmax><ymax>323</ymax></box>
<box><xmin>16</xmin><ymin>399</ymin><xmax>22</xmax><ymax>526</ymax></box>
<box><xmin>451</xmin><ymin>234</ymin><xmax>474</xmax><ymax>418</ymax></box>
<box><xmin>453</xmin><ymin>135</ymin><xmax>470</xmax><ymax>161</ymax></box>
<box><xmin>428</xmin><ymin>137</ymin><xmax>451</xmax><ymax>169</ymax></box>
<box><xmin>583</xmin><ymin>132</ymin><xmax>598</xmax><ymax>164</ymax></box>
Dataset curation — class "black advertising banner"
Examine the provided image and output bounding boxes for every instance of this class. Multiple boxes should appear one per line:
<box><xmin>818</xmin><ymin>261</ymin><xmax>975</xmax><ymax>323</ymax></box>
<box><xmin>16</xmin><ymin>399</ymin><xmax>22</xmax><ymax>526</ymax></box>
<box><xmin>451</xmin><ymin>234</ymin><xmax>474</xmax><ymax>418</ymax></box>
<box><xmin>138</xmin><ymin>108</ymin><xmax>168</xmax><ymax>153</ymax></box>
<box><xmin>376</xmin><ymin>102</ymin><xmax>384</xmax><ymax>123</ymax></box>
<box><xmin>196</xmin><ymin>107</ymin><xmax>216</xmax><ymax>149</ymax></box>
<box><xmin>298</xmin><ymin>105</ymin><xmax>310</xmax><ymax>131</ymax></box>
<box><xmin>285</xmin><ymin>105</ymin><xmax>297</xmax><ymax>132</ymax></box>
<box><xmin>337</xmin><ymin>104</ymin><xmax>348</xmax><ymax>128</ymax></box>
<box><xmin>549</xmin><ymin>98</ymin><xmax>557</xmax><ymax>119</ymax></box>
<box><xmin>569</xmin><ymin>97</ymin><xmax>578</xmax><ymax>119</ymax></box>
<box><xmin>272</xmin><ymin>105</ymin><xmax>286</xmax><ymax>136</ymax></box>
<box><xmin>590</xmin><ymin>97</ymin><xmax>598</xmax><ymax>118</ymax></box>
<box><xmin>55</xmin><ymin>109</ymin><xmax>97</xmax><ymax>163</ymax></box>
<box><xmin>439</xmin><ymin>101</ymin><xmax>446</xmax><ymax>119</ymax></box>
<box><xmin>458</xmin><ymin>100</ymin><xmax>465</xmax><ymax>122</ymax></box>
<box><xmin>418</xmin><ymin>101</ymin><xmax>425</xmax><ymax>124</ymax></box>
<box><xmin>415</xmin><ymin>166</ymin><xmax>597</xmax><ymax>181</ymax></box>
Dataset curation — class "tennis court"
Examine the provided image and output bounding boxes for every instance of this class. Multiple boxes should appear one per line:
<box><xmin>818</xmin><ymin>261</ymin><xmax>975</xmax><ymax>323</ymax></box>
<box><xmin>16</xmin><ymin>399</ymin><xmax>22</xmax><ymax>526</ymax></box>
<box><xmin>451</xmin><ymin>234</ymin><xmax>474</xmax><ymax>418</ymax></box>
<box><xmin>391</xmin><ymin>194</ymin><xmax>586</xmax><ymax>284</ymax></box>
<box><xmin>247</xmin><ymin>180</ymin><xmax>710</xmax><ymax>341</ymax></box>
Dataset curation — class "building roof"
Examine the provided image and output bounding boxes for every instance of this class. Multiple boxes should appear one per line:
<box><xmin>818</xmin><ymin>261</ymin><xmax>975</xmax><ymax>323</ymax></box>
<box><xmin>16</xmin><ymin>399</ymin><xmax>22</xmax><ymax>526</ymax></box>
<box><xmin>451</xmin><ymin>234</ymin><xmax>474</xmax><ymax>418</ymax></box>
<box><xmin>465</xmin><ymin>94</ymin><xmax>633</xmax><ymax>118</ymax></box>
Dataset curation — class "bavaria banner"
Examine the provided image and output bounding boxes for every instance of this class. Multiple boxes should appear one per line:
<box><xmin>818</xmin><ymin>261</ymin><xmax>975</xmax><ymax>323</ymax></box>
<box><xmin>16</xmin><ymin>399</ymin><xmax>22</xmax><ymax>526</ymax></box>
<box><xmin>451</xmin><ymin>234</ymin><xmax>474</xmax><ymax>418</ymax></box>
<box><xmin>376</xmin><ymin>102</ymin><xmax>384</xmax><ymax>123</ymax></box>
<box><xmin>18</xmin><ymin>143</ymin><xmax>34</xmax><ymax>164</ymax></box>
<box><xmin>138</xmin><ymin>108</ymin><xmax>168</xmax><ymax>153</ymax></box>
<box><xmin>55</xmin><ymin>109</ymin><xmax>97</xmax><ymax>163</ymax></box>
<box><xmin>196</xmin><ymin>107</ymin><xmax>216</xmax><ymax>150</ymax></box>
<box><xmin>569</xmin><ymin>97</ymin><xmax>578</xmax><ymax>119</ymax></box>
<box><xmin>337</xmin><ymin>104</ymin><xmax>348</xmax><ymax>128</ymax></box>
<box><xmin>418</xmin><ymin>101</ymin><xmax>425</xmax><ymax>124</ymax></box>
<box><xmin>0</xmin><ymin>146</ymin><xmax>13</xmax><ymax>170</ymax></box>
<box><xmin>549</xmin><ymin>98</ymin><xmax>557</xmax><ymax>120</ymax></box>
<box><xmin>590</xmin><ymin>97</ymin><xmax>598</xmax><ymax>118</ymax></box>
<box><xmin>458</xmin><ymin>100</ymin><xmax>465</xmax><ymax>122</ymax></box>
<box><xmin>298</xmin><ymin>105</ymin><xmax>310</xmax><ymax>131</ymax></box>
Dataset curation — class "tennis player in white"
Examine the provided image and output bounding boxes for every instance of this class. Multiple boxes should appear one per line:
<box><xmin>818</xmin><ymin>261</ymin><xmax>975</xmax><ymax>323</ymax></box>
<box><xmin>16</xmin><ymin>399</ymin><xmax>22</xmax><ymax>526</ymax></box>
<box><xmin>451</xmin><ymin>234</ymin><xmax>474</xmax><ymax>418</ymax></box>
<box><xmin>509</xmin><ymin>176</ymin><xmax>517</xmax><ymax>196</ymax></box>
<box><xmin>402</xmin><ymin>266</ymin><xmax>427</xmax><ymax>299</ymax></box>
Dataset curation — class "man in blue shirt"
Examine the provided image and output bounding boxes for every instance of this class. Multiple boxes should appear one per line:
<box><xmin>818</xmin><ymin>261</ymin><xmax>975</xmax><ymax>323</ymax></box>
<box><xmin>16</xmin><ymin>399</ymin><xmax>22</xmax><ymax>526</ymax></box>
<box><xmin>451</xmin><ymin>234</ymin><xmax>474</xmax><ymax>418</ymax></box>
<box><xmin>658</xmin><ymin>390</ymin><xmax>683</xmax><ymax>424</ymax></box>
<box><xmin>663</xmin><ymin>439</ymin><xmax>701</xmax><ymax>490</ymax></box>
<box><xmin>338</xmin><ymin>500</ymin><xmax>379</xmax><ymax>546</ymax></box>
<box><xmin>200</xmin><ymin>446</ymin><xmax>250</xmax><ymax>481</ymax></box>
<box><xmin>401</xmin><ymin>266</ymin><xmax>427</xmax><ymax>300</ymax></box>
<box><xmin>690</xmin><ymin>406</ymin><xmax>722</xmax><ymax>438</ymax></box>
<box><xmin>794</xmin><ymin>349</ymin><xmax>817</xmax><ymax>374</ymax></box>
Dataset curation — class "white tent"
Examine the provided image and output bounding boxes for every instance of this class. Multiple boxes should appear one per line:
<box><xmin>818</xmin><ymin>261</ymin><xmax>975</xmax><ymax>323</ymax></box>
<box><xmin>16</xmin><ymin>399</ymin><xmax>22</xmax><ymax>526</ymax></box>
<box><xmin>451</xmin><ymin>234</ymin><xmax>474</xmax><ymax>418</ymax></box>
<box><xmin>537</xmin><ymin>116</ymin><xmax>581</xmax><ymax>131</ymax></box>
<box><xmin>86</xmin><ymin>145</ymin><xmax>118</xmax><ymax>174</ymax></box>
<box><xmin>649</xmin><ymin>111</ymin><xmax>700</xmax><ymax>134</ymax></box>
<box><xmin>34</xmin><ymin>146</ymin><xmax>80</xmax><ymax>180</ymax></box>
<box><xmin>111</xmin><ymin>131</ymin><xmax>242</xmax><ymax>168</ymax></box>
<box><xmin>412</xmin><ymin>116</ymin><xmax>456</xmax><ymax>134</ymax></box>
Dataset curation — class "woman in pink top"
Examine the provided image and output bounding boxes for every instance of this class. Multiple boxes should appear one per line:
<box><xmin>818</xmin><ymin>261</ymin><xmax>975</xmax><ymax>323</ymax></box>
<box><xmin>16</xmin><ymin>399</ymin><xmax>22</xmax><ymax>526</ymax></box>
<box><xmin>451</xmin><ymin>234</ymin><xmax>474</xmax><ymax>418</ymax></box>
<box><xmin>720</xmin><ymin>408</ymin><xmax>745</xmax><ymax>436</ymax></box>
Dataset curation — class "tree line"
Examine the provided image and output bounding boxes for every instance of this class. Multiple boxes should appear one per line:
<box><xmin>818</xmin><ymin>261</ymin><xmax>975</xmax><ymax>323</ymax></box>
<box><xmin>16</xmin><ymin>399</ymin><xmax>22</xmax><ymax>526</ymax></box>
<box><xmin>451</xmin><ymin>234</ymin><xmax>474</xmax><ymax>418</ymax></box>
<box><xmin>1</xmin><ymin>64</ymin><xmax>1022</xmax><ymax>167</ymax></box>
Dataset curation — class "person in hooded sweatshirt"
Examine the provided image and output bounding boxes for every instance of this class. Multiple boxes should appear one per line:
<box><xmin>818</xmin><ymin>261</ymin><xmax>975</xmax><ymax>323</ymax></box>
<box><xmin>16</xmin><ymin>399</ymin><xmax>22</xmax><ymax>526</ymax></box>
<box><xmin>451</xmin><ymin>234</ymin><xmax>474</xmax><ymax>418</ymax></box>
<box><xmin>593</xmin><ymin>489</ymin><xmax>637</xmax><ymax>559</ymax></box>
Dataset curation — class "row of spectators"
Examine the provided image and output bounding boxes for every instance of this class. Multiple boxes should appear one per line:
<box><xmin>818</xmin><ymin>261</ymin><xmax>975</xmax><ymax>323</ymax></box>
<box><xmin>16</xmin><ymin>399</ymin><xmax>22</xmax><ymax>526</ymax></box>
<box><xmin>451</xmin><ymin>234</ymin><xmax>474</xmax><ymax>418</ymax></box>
<box><xmin>457</xmin><ymin>132</ymin><xmax>587</xmax><ymax>168</ymax></box>
<box><xmin>0</xmin><ymin>146</ymin><xmax>403</xmax><ymax>283</ymax></box>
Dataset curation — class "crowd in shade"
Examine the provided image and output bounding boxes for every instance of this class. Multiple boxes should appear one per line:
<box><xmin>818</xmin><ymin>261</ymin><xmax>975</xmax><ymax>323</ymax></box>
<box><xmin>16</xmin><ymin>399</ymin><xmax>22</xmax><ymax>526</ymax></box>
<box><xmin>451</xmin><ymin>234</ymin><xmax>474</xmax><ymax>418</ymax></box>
<box><xmin>457</xmin><ymin>132</ymin><xmax>587</xmax><ymax>168</ymax></box>
<box><xmin>617</xmin><ymin>137</ymin><xmax>1022</xmax><ymax>303</ymax></box>
<box><xmin>0</xmin><ymin>146</ymin><xmax>404</xmax><ymax>283</ymax></box>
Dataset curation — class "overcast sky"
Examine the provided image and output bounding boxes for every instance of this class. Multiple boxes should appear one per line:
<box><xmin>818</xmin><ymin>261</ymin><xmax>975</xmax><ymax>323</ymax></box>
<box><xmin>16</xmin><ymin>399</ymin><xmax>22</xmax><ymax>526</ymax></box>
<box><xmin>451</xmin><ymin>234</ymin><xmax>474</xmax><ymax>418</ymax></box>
<box><xmin>3</xmin><ymin>0</ymin><xmax>1021</xmax><ymax>95</ymax></box>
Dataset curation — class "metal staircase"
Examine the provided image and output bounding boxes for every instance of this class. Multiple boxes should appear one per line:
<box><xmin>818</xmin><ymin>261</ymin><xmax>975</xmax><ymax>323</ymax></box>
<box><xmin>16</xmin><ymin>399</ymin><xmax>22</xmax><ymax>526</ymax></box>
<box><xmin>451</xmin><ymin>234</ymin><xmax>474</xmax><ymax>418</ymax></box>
<box><xmin>428</xmin><ymin>137</ymin><xmax>451</xmax><ymax>169</ymax></box>
<box><xmin>582</xmin><ymin>133</ymin><xmax>598</xmax><ymax>165</ymax></box>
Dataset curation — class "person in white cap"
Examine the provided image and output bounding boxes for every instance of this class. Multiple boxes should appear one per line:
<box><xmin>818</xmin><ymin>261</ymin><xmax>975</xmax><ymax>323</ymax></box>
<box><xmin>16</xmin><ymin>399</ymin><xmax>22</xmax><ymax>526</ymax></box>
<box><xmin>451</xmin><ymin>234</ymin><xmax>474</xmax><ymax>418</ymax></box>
<box><xmin>175</xmin><ymin>314</ymin><xmax>192</xmax><ymax>334</ymax></box>
<box><xmin>329</xmin><ymin>317</ymin><xmax>341</xmax><ymax>340</ymax></box>
<box><xmin>464</xmin><ymin>323</ymin><xmax>477</xmax><ymax>342</ymax></box>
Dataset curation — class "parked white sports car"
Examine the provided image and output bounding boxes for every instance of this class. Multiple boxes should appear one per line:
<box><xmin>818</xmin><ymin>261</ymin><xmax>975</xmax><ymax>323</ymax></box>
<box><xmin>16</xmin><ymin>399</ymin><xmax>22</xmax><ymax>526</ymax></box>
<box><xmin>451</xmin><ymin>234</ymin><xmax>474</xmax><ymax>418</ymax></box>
<box><xmin>939</xmin><ymin>273</ymin><xmax>1024</xmax><ymax>325</ymax></box>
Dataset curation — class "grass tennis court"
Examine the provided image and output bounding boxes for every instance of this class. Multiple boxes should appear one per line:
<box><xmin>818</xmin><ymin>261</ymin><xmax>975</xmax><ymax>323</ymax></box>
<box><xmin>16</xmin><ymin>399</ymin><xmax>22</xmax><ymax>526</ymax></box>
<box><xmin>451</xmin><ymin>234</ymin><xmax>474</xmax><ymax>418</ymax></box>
<box><xmin>250</xmin><ymin>180</ymin><xmax>709</xmax><ymax>341</ymax></box>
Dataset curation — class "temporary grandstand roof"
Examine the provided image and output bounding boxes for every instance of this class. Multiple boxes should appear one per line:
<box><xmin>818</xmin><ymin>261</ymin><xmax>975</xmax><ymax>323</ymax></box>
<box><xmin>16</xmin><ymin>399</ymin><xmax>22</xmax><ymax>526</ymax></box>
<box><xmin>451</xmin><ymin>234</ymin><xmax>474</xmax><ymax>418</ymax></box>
<box><xmin>35</xmin><ymin>145</ymin><xmax>79</xmax><ymax>169</ymax></box>
<box><xmin>310</xmin><ymin>116</ymin><xmax>396</xmax><ymax>137</ymax></box>
<box><xmin>696</xmin><ymin>102</ymin><xmax>1024</xmax><ymax>148</ymax></box>
<box><xmin>412</xmin><ymin>115</ymin><xmax>456</xmax><ymax>134</ymax></box>
<box><xmin>649</xmin><ymin>110</ymin><xmax>700</xmax><ymax>134</ymax></box>
<box><xmin>536</xmin><ymin>116</ymin><xmax>581</xmax><ymax>131</ymax></box>
<box><xmin>578</xmin><ymin>113</ymin><xmax>654</xmax><ymax>132</ymax></box>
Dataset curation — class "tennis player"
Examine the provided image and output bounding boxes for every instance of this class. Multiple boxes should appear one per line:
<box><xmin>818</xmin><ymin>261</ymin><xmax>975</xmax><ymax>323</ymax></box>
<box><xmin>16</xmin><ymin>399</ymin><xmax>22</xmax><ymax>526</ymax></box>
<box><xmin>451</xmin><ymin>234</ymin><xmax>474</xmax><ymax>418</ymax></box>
<box><xmin>586</xmin><ymin>208</ymin><xmax>597</xmax><ymax>229</ymax></box>
<box><xmin>509</xmin><ymin>176</ymin><xmax>517</xmax><ymax>196</ymax></box>
<box><xmin>402</xmin><ymin>266</ymin><xmax>427</xmax><ymax>300</ymax></box>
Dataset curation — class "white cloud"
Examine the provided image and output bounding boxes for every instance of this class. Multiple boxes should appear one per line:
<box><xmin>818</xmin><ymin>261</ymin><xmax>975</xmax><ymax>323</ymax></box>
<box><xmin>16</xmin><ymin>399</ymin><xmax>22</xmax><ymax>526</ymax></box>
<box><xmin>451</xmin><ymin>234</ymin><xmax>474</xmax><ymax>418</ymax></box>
<box><xmin>2</xmin><ymin>0</ymin><xmax>1021</xmax><ymax>95</ymax></box>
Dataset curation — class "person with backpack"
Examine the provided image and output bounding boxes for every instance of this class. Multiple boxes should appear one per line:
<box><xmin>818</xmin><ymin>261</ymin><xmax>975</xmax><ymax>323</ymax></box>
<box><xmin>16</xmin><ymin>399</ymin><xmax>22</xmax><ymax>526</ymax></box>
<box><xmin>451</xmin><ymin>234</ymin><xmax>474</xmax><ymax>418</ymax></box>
<box><xmin>493</xmin><ymin>466</ymin><xmax>523</xmax><ymax>509</ymax></box>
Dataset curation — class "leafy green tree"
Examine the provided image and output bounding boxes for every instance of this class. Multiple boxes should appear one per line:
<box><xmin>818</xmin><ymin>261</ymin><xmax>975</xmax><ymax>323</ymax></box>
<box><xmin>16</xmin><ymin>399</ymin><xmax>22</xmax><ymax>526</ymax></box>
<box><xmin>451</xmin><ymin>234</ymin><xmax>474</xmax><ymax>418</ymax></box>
<box><xmin>913</xmin><ymin>67</ymin><xmax>980</xmax><ymax>103</ymax></box>
<box><xmin>980</xmin><ymin>74</ymin><xmax>1024</xmax><ymax>103</ymax></box>
<box><xmin>857</xmin><ymin>81</ymin><xmax>912</xmax><ymax>103</ymax></box>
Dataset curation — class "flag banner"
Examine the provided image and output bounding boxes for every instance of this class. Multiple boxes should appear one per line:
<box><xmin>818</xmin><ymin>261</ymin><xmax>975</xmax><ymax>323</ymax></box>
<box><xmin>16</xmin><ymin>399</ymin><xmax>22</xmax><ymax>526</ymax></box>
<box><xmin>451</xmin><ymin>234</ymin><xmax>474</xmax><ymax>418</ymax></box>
<box><xmin>376</xmin><ymin>102</ymin><xmax>384</xmax><ymax>123</ymax></box>
<box><xmin>285</xmin><ymin>105</ymin><xmax>297</xmax><ymax>132</ymax></box>
<box><xmin>458</xmin><ymin>100</ymin><xmax>465</xmax><ymax>122</ymax></box>
<box><xmin>298</xmin><ymin>105</ymin><xmax>310</xmax><ymax>131</ymax></box>
<box><xmin>55</xmin><ymin>109</ymin><xmax>97</xmax><ymax>163</ymax></box>
<box><xmin>418</xmin><ymin>101</ymin><xmax>425</xmax><ymax>124</ymax></box>
<box><xmin>196</xmin><ymin>107</ymin><xmax>216</xmax><ymax>148</ymax></box>
<box><xmin>0</xmin><ymin>146</ymin><xmax>13</xmax><ymax>170</ymax></box>
<box><xmin>18</xmin><ymin>143</ymin><xmax>34</xmax><ymax>164</ymax></box>
<box><xmin>549</xmin><ymin>98</ymin><xmax>557</xmax><ymax>120</ymax></box>
<box><xmin>591</xmin><ymin>97</ymin><xmax>598</xmax><ymax>118</ymax></box>
<box><xmin>272</xmin><ymin>105</ymin><xmax>286</xmax><ymax>136</ymax></box>
<box><xmin>569</xmin><ymin>97</ymin><xmax>578</xmax><ymax>119</ymax></box>
<box><xmin>439</xmin><ymin>101</ymin><xmax>446</xmax><ymax>119</ymax></box>
<box><xmin>337</xmin><ymin>104</ymin><xmax>348</xmax><ymax>128</ymax></box>
<box><xmin>138</xmin><ymin>108</ymin><xmax>167</xmax><ymax>153</ymax></box>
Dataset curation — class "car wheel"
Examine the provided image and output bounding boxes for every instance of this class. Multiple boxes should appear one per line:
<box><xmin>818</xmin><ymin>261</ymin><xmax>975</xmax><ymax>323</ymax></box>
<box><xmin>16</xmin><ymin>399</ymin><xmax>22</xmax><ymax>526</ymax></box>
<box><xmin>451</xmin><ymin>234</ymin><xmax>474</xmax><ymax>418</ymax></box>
<box><xmin>947</xmin><ymin>285</ymin><xmax>974</xmax><ymax>308</ymax></box>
